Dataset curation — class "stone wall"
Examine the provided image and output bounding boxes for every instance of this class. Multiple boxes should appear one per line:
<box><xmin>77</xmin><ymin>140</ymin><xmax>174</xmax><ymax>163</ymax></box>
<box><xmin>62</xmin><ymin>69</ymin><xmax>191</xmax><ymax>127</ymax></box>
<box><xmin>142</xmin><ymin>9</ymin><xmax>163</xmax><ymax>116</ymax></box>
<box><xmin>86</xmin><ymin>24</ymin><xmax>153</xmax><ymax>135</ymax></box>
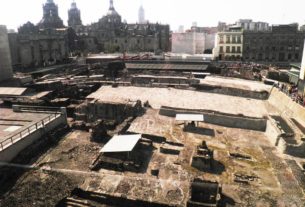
<box><xmin>159</xmin><ymin>106</ymin><xmax>267</xmax><ymax>131</ymax></box>
<box><xmin>264</xmin><ymin>120</ymin><xmax>286</xmax><ymax>152</ymax></box>
<box><xmin>77</xmin><ymin>100</ymin><xmax>142</xmax><ymax>123</ymax></box>
<box><xmin>268</xmin><ymin>88</ymin><xmax>305</xmax><ymax>127</ymax></box>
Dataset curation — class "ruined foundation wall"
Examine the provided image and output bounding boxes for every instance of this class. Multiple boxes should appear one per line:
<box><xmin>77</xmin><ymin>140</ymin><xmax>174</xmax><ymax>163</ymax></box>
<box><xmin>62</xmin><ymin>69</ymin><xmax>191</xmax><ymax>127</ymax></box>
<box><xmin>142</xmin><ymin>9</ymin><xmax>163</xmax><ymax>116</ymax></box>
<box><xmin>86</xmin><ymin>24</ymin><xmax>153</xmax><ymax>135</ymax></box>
<box><xmin>264</xmin><ymin>120</ymin><xmax>286</xmax><ymax>152</ymax></box>
<box><xmin>268</xmin><ymin>88</ymin><xmax>305</xmax><ymax>126</ymax></box>
<box><xmin>159</xmin><ymin>106</ymin><xmax>267</xmax><ymax>131</ymax></box>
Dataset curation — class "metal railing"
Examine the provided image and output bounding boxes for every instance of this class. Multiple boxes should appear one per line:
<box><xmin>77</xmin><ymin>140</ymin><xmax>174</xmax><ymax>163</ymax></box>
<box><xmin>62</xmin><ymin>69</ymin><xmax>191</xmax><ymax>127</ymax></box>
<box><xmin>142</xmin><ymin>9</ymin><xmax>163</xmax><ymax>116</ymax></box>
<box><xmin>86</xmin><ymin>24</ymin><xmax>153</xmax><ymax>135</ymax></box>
<box><xmin>0</xmin><ymin>113</ymin><xmax>61</xmax><ymax>151</ymax></box>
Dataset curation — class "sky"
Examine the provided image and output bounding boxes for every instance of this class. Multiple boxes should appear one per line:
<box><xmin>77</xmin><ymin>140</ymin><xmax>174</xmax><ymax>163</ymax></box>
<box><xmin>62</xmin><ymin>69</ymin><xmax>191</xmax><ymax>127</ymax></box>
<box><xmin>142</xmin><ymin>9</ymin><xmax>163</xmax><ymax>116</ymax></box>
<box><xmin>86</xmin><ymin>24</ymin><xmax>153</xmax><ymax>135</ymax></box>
<box><xmin>0</xmin><ymin>0</ymin><xmax>305</xmax><ymax>32</ymax></box>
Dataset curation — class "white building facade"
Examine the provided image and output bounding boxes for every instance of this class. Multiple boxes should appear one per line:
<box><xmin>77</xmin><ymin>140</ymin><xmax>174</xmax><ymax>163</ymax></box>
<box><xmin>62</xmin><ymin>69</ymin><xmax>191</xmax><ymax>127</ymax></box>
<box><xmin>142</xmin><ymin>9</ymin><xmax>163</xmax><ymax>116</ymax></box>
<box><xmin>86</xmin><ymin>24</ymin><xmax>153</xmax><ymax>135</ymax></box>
<box><xmin>171</xmin><ymin>32</ymin><xmax>205</xmax><ymax>55</ymax></box>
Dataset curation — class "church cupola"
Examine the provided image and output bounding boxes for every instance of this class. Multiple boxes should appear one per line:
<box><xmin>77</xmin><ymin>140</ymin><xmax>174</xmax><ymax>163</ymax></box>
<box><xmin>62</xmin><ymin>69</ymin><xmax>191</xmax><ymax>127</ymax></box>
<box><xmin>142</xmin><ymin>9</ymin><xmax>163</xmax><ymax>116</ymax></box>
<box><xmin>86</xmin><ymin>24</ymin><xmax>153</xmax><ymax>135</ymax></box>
<box><xmin>106</xmin><ymin>0</ymin><xmax>120</xmax><ymax>17</ymax></box>
<box><xmin>99</xmin><ymin>0</ymin><xmax>122</xmax><ymax>26</ymax></box>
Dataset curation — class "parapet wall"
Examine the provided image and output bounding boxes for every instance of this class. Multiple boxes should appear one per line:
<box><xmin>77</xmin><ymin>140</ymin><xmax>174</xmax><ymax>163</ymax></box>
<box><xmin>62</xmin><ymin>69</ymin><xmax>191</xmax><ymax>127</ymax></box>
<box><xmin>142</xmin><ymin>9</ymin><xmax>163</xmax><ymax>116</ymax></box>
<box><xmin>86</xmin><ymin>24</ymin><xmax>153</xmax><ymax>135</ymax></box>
<box><xmin>268</xmin><ymin>88</ymin><xmax>305</xmax><ymax>127</ymax></box>
<box><xmin>0</xmin><ymin>114</ymin><xmax>67</xmax><ymax>162</ymax></box>
<box><xmin>159</xmin><ymin>106</ymin><xmax>267</xmax><ymax>131</ymax></box>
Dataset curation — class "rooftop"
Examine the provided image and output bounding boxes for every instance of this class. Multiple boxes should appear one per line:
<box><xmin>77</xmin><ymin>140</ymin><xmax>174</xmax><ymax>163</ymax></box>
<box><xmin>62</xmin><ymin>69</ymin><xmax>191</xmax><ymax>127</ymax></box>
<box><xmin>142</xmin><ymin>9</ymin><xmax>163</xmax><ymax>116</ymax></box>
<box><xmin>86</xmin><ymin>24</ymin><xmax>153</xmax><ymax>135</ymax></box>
<box><xmin>126</xmin><ymin>63</ymin><xmax>208</xmax><ymax>71</ymax></box>
<box><xmin>100</xmin><ymin>134</ymin><xmax>142</xmax><ymax>153</ymax></box>
<box><xmin>0</xmin><ymin>87</ymin><xmax>28</xmax><ymax>96</ymax></box>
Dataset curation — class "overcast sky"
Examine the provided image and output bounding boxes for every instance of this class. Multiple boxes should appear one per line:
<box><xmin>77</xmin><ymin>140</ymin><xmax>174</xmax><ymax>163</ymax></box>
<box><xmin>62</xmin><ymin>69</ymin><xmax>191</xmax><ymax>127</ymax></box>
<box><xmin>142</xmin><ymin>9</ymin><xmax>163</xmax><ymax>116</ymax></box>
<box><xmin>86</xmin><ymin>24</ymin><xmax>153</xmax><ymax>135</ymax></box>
<box><xmin>0</xmin><ymin>0</ymin><xmax>305</xmax><ymax>31</ymax></box>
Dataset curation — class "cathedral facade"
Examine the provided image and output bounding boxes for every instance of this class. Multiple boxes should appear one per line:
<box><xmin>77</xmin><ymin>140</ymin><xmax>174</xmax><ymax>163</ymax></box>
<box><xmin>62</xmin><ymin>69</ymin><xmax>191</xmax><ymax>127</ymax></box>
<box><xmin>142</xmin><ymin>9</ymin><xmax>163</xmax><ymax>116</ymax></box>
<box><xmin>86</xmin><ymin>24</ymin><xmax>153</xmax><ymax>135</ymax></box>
<box><xmin>9</xmin><ymin>0</ymin><xmax>170</xmax><ymax>69</ymax></box>
<box><xmin>69</xmin><ymin>0</ymin><xmax>170</xmax><ymax>54</ymax></box>
<box><xmin>9</xmin><ymin>0</ymin><xmax>71</xmax><ymax>68</ymax></box>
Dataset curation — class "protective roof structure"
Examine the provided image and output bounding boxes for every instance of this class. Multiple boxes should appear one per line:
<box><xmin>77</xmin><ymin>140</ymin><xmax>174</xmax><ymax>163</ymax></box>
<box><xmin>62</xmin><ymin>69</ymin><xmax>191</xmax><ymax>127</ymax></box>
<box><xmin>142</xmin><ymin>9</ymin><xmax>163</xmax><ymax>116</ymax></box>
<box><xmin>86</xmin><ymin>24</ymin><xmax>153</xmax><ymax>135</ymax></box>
<box><xmin>176</xmin><ymin>114</ymin><xmax>204</xmax><ymax>122</ymax></box>
<box><xmin>0</xmin><ymin>87</ymin><xmax>28</xmax><ymax>96</ymax></box>
<box><xmin>126</xmin><ymin>63</ymin><xmax>208</xmax><ymax>71</ymax></box>
<box><xmin>100</xmin><ymin>134</ymin><xmax>142</xmax><ymax>153</ymax></box>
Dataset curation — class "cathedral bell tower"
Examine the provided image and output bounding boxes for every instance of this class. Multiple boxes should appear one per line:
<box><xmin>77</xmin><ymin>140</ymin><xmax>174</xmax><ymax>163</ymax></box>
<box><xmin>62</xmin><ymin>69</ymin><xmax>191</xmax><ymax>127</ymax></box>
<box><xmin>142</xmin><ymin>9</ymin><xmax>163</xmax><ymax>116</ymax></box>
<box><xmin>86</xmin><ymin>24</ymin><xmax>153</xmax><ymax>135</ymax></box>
<box><xmin>38</xmin><ymin>0</ymin><xmax>64</xmax><ymax>29</ymax></box>
<box><xmin>68</xmin><ymin>1</ymin><xmax>82</xmax><ymax>29</ymax></box>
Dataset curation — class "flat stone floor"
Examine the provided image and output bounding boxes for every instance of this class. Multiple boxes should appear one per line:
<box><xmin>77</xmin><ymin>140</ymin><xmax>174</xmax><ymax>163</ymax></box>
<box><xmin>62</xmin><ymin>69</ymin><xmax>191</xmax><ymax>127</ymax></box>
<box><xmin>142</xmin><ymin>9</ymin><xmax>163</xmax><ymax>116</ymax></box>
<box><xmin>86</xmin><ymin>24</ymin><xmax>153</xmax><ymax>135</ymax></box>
<box><xmin>87</xmin><ymin>86</ymin><xmax>268</xmax><ymax>118</ymax></box>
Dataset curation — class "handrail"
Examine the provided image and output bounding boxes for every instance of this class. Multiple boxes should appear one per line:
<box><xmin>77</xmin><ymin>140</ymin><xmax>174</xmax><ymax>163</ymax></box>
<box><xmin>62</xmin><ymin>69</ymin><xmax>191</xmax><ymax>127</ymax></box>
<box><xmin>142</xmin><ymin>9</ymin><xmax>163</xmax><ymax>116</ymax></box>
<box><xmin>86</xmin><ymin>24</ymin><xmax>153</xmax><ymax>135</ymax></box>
<box><xmin>0</xmin><ymin>112</ymin><xmax>61</xmax><ymax>151</ymax></box>
<box><xmin>13</xmin><ymin>105</ymin><xmax>61</xmax><ymax>112</ymax></box>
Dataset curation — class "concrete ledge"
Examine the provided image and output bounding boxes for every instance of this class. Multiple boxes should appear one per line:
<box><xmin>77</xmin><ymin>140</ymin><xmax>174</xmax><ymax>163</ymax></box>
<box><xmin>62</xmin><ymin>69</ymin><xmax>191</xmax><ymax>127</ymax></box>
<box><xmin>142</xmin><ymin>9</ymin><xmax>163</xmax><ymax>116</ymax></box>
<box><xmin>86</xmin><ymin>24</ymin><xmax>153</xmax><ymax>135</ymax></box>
<box><xmin>0</xmin><ymin>115</ymin><xmax>67</xmax><ymax>162</ymax></box>
<box><xmin>159</xmin><ymin>106</ymin><xmax>267</xmax><ymax>131</ymax></box>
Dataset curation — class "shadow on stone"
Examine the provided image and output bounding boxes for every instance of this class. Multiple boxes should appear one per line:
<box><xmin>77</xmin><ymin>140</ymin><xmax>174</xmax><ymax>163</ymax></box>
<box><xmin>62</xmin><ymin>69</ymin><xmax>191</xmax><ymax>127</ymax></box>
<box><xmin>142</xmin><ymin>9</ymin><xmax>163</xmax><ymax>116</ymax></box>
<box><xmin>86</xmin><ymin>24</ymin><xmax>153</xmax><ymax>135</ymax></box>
<box><xmin>285</xmin><ymin>143</ymin><xmax>305</xmax><ymax>158</ymax></box>
<box><xmin>218</xmin><ymin>193</ymin><xmax>236</xmax><ymax>207</ymax></box>
<box><xmin>191</xmin><ymin>141</ymin><xmax>225</xmax><ymax>175</ymax></box>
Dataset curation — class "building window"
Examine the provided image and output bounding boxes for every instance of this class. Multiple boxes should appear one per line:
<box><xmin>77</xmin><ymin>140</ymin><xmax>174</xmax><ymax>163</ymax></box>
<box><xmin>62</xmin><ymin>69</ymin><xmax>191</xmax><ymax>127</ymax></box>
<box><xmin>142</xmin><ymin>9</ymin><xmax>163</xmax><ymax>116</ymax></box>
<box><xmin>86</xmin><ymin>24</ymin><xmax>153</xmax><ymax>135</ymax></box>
<box><xmin>232</xmin><ymin>36</ymin><xmax>236</xmax><ymax>43</ymax></box>
<box><xmin>226</xmin><ymin>46</ymin><xmax>230</xmax><ymax>53</ymax></box>
<box><xmin>219</xmin><ymin>35</ymin><xmax>224</xmax><ymax>43</ymax></box>
<box><xmin>231</xmin><ymin>46</ymin><xmax>236</xmax><ymax>53</ymax></box>
<box><xmin>237</xmin><ymin>46</ymin><xmax>241</xmax><ymax>53</ymax></box>
<box><xmin>288</xmin><ymin>54</ymin><xmax>292</xmax><ymax>59</ymax></box>
<box><xmin>226</xmin><ymin>36</ymin><xmax>230</xmax><ymax>43</ymax></box>
<box><xmin>237</xmin><ymin>36</ymin><xmax>241</xmax><ymax>43</ymax></box>
<box><xmin>272</xmin><ymin>54</ymin><xmax>276</xmax><ymax>59</ymax></box>
<box><xmin>220</xmin><ymin>46</ymin><xmax>223</xmax><ymax>53</ymax></box>
<box><xmin>295</xmin><ymin>53</ymin><xmax>299</xmax><ymax>60</ymax></box>
<box><xmin>115</xmin><ymin>39</ymin><xmax>118</xmax><ymax>43</ymax></box>
<box><xmin>137</xmin><ymin>39</ymin><xmax>140</xmax><ymax>44</ymax></box>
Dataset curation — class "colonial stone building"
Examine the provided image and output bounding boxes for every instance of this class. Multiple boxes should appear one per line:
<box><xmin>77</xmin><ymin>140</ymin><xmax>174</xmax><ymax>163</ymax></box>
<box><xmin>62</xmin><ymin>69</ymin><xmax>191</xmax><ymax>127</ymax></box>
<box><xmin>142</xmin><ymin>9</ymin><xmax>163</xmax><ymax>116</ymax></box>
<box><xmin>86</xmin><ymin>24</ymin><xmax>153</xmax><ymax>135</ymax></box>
<box><xmin>9</xmin><ymin>0</ymin><xmax>71</xmax><ymax>68</ymax></box>
<box><xmin>243</xmin><ymin>24</ymin><xmax>305</xmax><ymax>62</ymax></box>
<box><xmin>69</xmin><ymin>0</ymin><xmax>170</xmax><ymax>53</ymax></box>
